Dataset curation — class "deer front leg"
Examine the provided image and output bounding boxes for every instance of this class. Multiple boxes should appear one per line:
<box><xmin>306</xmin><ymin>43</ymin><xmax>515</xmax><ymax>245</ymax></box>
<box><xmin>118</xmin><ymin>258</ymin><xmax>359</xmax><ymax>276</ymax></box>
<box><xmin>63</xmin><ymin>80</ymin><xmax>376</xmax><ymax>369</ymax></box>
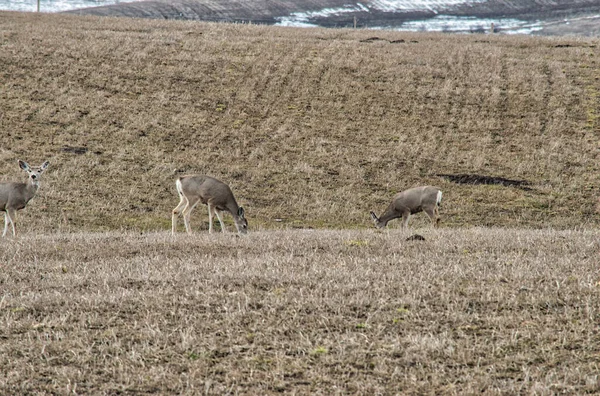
<box><xmin>401</xmin><ymin>211</ymin><xmax>411</xmax><ymax>229</ymax></box>
<box><xmin>207</xmin><ymin>203</ymin><xmax>214</xmax><ymax>234</ymax></box>
<box><xmin>2</xmin><ymin>212</ymin><xmax>9</xmax><ymax>237</ymax></box>
<box><xmin>4</xmin><ymin>209</ymin><xmax>16</xmax><ymax>237</ymax></box>
<box><xmin>214</xmin><ymin>209</ymin><xmax>226</xmax><ymax>233</ymax></box>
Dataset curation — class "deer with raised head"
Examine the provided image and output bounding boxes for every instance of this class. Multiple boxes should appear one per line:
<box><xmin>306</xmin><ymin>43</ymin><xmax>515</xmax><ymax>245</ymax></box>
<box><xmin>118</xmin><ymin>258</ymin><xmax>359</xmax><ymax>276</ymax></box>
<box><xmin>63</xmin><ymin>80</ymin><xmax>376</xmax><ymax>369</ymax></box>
<box><xmin>0</xmin><ymin>159</ymin><xmax>50</xmax><ymax>237</ymax></box>
<box><xmin>370</xmin><ymin>186</ymin><xmax>442</xmax><ymax>229</ymax></box>
<box><xmin>172</xmin><ymin>175</ymin><xmax>248</xmax><ymax>235</ymax></box>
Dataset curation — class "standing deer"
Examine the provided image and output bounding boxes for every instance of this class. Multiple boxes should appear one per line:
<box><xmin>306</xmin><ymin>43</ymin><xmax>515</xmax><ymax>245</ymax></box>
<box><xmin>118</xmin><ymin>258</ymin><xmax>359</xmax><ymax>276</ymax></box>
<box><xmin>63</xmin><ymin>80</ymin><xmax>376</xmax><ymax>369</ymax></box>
<box><xmin>370</xmin><ymin>186</ymin><xmax>442</xmax><ymax>229</ymax></box>
<box><xmin>172</xmin><ymin>175</ymin><xmax>248</xmax><ymax>235</ymax></box>
<box><xmin>1</xmin><ymin>160</ymin><xmax>50</xmax><ymax>237</ymax></box>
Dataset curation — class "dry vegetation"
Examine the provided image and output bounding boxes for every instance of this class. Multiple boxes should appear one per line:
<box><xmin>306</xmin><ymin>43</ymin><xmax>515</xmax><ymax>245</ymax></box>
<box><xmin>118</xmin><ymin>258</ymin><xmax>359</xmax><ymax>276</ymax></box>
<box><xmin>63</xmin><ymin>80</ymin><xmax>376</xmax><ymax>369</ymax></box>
<box><xmin>1</xmin><ymin>11</ymin><xmax>600</xmax><ymax>394</ymax></box>
<box><xmin>1</xmin><ymin>229</ymin><xmax>600</xmax><ymax>394</ymax></box>
<box><xmin>0</xmin><ymin>12</ymin><xmax>599</xmax><ymax>231</ymax></box>
<box><xmin>64</xmin><ymin>0</ymin><xmax>600</xmax><ymax>34</ymax></box>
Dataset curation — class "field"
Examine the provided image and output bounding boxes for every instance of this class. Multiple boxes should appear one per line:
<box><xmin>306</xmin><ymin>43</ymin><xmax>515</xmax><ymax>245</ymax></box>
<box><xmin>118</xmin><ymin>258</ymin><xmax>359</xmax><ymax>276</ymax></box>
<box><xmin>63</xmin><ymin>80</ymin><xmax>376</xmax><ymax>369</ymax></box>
<box><xmin>2</xmin><ymin>229</ymin><xmax>600</xmax><ymax>394</ymax></box>
<box><xmin>1</xmin><ymin>12</ymin><xmax>600</xmax><ymax>231</ymax></box>
<box><xmin>1</xmin><ymin>11</ymin><xmax>600</xmax><ymax>394</ymax></box>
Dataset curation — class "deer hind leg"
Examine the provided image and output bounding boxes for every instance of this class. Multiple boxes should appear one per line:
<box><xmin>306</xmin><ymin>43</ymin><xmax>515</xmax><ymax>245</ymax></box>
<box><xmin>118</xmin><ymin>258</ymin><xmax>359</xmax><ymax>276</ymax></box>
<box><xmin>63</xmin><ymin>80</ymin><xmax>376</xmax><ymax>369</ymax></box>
<box><xmin>207</xmin><ymin>203</ymin><xmax>215</xmax><ymax>234</ymax></box>
<box><xmin>172</xmin><ymin>195</ymin><xmax>189</xmax><ymax>234</ymax></box>
<box><xmin>434</xmin><ymin>204</ymin><xmax>441</xmax><ymax>226</ymax></box>
<box><xmin>214</xmin><ymin>209</ymin><xmax>226</xmax><ymax>233</ymax></box>
<box><xmin>424</xmin><ymin>207</ymin><xmax>438</xmax><ymax>228</ymax></box>
<box><xmin>182</xmin><ymin>198</ymin><xmax>200</xmax><ymax>234</ymax></box>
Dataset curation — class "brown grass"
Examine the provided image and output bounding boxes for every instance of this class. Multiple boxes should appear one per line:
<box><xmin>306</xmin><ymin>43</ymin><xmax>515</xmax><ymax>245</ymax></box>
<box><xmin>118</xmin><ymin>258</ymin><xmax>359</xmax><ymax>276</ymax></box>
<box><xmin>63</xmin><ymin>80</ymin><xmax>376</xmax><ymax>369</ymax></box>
<box><xmin>1</xmin><ymin>12</ymin><xmax>600</xmax><ymax>393</ymax></box>
<box><xmin>0</xmin><ymin>12</ymin><xmax>599</xmax><ymax>232</ymax></box>
<box><xmin>1</xmin><ymin>228</ymin><xmax>599</xmax><ymax>394</ymax></box>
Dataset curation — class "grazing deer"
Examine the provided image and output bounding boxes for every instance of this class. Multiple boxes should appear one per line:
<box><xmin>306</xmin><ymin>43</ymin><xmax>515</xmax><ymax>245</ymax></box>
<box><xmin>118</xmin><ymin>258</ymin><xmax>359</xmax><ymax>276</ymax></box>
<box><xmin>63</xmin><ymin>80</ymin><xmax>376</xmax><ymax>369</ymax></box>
<box><xmin>370</xmin><ymin>186</ymin><xmax>442</xmax><ymax>229</ymax></box>
<box><xmin>172</xmin><ymin>175</ymin><xmax>248</xmax><ymax>235</ymax></box>
<box><xmin>0</xmin><ymin>160</ymin><xmax>50</xmax><ymax>237</ymax></box>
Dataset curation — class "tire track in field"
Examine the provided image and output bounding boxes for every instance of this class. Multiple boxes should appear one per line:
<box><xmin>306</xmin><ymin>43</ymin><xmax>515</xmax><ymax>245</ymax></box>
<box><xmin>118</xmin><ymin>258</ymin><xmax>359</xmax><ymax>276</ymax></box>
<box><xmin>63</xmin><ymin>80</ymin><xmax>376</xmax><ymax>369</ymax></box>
<box><xmin>538</xmin><ymin>60</ymin><xmax>552</xmax><ymax>136</ymax></box>
<box><xmin>497</xmin><ymin>53</ymin><xmax>509</xmax><ymax>138</ymax></box>
<box><xmin>246</xmin><ymin>42</ymin><xmax>307</xmax><ymax>117</ymax></box>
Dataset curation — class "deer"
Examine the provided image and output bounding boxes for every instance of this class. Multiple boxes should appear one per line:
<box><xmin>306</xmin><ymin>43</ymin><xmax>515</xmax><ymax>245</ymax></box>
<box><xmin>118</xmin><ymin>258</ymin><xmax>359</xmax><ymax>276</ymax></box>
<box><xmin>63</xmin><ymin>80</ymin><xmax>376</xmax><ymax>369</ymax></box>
<box><xmin>0</xmin><ymin>159</ymin><xmax>50</xmax><ymax>237</ymax></box>
<box><xmin>370</xmin><ymin>186</ymin><xmax>442</xmax><ymax>229</ymax></box>
<box><xmin>172</xmin><ymin>174</ymin><xmax>248</xmax><ymax>235</ymax></box>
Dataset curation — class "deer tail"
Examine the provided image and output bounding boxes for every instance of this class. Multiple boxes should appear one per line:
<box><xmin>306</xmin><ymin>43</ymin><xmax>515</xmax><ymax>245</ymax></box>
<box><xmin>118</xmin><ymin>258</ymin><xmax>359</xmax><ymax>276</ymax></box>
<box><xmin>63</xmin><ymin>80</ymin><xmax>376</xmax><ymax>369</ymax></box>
<box><xmin>436</xmin><ymin>190</ymin><xmax>443</xmax><ymax>207</ymax></box>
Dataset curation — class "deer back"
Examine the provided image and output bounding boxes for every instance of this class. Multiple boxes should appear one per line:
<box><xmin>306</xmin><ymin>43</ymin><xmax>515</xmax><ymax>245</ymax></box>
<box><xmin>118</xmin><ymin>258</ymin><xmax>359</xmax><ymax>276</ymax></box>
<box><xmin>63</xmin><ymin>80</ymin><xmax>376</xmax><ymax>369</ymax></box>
<box><xmin>393</xmin><ymin>186</ymin><xmax>440</xmax><ymax>213</ymax></box>
<box><xmin>180</xmin><ymin>175</ymin><xmax>239</xmax><ymax>213</ymax></box>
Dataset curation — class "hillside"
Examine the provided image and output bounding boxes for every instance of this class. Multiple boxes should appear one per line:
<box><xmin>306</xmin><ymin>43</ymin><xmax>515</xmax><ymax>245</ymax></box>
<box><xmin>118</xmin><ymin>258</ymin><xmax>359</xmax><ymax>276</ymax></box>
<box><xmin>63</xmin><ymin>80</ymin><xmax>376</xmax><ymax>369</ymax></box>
<box><xmin>1</xmin><ymin>11</ymin><xmax>599</xmax><ymax>232</ymax></box>
<box><xmin>63</xmin><ymin>0</ymin><xmax>600</xmax><ymax>35</ymax></box>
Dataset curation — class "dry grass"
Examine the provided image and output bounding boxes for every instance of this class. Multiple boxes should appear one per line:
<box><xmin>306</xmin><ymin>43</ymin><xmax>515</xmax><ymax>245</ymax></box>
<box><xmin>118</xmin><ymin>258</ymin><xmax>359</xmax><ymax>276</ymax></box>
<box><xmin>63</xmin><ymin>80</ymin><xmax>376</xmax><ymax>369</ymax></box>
<box><xmin>63</xmin><ymin>0</ymin><xmax>600</xmax><ymax>36</ymax></box>
<box><xmin>0</xmin><ymin>12</ymin><xmax>599</xmax><ymax>232</ymax></box>
<box><xmin>1</xmin><ymin>228</ymin><xmax>599</xmax><ymax>394</ymax></box>
<box><xmin>1</xmin><ymin>12</ymin><xmax>600</xmax><ymax>393</ymax></box>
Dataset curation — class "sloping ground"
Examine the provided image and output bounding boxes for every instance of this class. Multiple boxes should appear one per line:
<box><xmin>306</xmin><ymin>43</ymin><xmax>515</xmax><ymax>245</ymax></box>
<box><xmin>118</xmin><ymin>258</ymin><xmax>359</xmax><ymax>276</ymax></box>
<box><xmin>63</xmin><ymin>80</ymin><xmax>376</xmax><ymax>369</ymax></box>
<box><xmin>64</xmin><ymin>0</ymin><xmax>600</xmax><ymax>33</ymax></box>
<box><xmin>0</xmin><ymin>12</ymin><xmax>599</xmax><ymax>232</ymax></box>
<box><xmin>537</xmin><ymin>15</ymin><xmax>600</xmax><ymax>37</ymax></box>
<box><xmin>64</xmin><ymin>0</ymin><xmax>358</xmax><ymax>24</ymax></box>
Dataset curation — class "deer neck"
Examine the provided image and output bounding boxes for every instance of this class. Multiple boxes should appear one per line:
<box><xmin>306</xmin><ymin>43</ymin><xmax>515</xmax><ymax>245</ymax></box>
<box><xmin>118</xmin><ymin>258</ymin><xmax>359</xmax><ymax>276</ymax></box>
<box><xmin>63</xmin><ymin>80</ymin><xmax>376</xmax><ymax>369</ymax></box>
<box><xmin>225</xmin><ymin>200</ymin><xmax>240</xmax><ymax>218</ymax></box>
<box><xmin>378</xmin><ymin>205</ymin><xmax>400</xmax><ymax>227</ymax></box>
<box><xmin>25</xmin><ymin>179</ymin><xmax>40</xmax><ymax>200</ymax></box>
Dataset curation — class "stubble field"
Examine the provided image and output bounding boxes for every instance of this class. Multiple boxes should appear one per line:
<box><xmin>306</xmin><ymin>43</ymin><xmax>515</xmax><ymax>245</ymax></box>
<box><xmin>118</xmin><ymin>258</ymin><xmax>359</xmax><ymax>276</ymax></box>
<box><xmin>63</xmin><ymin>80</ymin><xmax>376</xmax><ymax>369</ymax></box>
<box><xmin>1</xmin><ymin>11</ymin><xmax>600</xmax><ymax>395</ymax></box>
<box><xmin>2</xmin><ymin>228</ymin><xmax>600</xmax><ymax>394</ymax></box>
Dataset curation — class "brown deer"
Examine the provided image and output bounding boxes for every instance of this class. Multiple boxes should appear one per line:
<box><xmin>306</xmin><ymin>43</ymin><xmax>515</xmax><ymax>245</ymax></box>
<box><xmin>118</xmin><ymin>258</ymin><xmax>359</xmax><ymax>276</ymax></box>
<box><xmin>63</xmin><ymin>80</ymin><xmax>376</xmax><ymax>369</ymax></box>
<box><xmin>172</xmin><ymin>175</ymin><xmax>248</xmax><ymax>235</ymax></box>
<box><xmin>370</xmin><ymin>186</ymin><xmax>442</xmax><ymax>229</ymax></box>
<box><xmin>0</xmin><ymin>160</ymin><xmax>50</xmax><ymax>237</ymax></box>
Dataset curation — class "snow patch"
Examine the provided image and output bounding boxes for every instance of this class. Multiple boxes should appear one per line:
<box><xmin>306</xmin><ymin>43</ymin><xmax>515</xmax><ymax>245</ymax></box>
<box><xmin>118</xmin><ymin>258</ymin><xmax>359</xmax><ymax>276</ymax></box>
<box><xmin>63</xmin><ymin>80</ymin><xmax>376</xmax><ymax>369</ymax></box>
<box><xmin>396</xmin><ymin>15</ymin><xmax>544</xmax><ymax>34</ymax></box>
<box><xmin>0</xmin><ymin>0</ymin><xmax>133</xmax><ymax>13</ymax></box>
<box><xmin>275</xmin><ymin>4</ymin><xmax>368</xmax><ymax>27</ymax></box>
<box><xmin>369</xmin><ymin>0</ymin><xmax>486</xmax><ymax>13</ymax></box>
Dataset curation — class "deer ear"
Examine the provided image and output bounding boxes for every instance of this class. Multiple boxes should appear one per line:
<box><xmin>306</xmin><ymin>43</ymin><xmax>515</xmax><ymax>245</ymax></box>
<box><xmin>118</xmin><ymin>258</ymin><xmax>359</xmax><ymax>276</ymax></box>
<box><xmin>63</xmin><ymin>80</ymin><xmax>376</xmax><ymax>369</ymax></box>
<box><xmin>238</xmin><ymin>207</ymin><xmax>245</xmax><ymax>218</ymax></box>
<box><xmin>370</xmin><ymin>211</ymin><xmax>379</xmax><ymax>222</ymax></box>
<box><xmin>18</xmin><ymin>160</ymin><xmax>30</xmax><ymax>171</ymax></box>
<box><xmin>41</xmin><ymin>161</ymin><xmax>50</xmax><ymax>170</ymax></box>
